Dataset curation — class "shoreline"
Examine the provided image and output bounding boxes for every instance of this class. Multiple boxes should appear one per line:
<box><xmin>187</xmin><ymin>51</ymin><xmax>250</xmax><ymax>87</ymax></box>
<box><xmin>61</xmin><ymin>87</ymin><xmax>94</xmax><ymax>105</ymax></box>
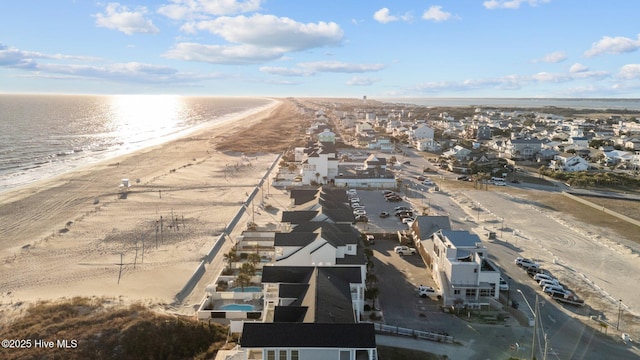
<box><xmin>0</xmin><ymin>98</ymin><xmax>288</xmax><ymax>320</ymax></box>
<box><xmin>0</xmin><ymin>98</ymin><xmax>279</xmax><ymax>195</ymax></box>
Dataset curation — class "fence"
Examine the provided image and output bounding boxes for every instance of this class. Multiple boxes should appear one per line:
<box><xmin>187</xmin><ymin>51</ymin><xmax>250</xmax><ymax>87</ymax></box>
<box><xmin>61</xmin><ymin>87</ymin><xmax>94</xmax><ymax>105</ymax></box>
<box><xmin>562</xmin><ymin>191</ymin><xmax>640</xmax><ymax>227</ymax></box>
<box><xmin>368</xmin><ymin>322</ymin><xmax>454</xmax><ymax>343</ymax></box>
<box><xmin>174</xmin><ymin>153</ymin><xmax>282</xmax><ymax>303</ymax></box>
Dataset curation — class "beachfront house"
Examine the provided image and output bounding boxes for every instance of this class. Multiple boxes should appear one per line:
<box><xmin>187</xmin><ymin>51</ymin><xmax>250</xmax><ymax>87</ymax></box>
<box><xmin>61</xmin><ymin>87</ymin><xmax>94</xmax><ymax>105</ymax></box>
<box><xmin>550</xmin><ymin>153</ymin><xmax>590</xmax><ymax>172</ymax></box>
<box><xmin>235</xmin><ymin>323</ymin><xmax>377</xmax><ymax>360</ymax></box>
<box><xmin>420</xmin><ymin>229</ymin><xmax>501</xmax><ymax>307</ymax></box>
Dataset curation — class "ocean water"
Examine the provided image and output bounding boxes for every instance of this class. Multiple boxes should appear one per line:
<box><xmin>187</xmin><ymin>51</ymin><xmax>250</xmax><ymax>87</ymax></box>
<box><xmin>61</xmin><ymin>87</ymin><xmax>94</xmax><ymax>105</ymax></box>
<box><xmin>0</xmin><ymin>95</ymin><xmax>274</xmax><ymax>193</ymax></box>
<box><xmin>381</xmin><ymin>97</ymin><xmax>640</xmax><ymax>111</ymax></box>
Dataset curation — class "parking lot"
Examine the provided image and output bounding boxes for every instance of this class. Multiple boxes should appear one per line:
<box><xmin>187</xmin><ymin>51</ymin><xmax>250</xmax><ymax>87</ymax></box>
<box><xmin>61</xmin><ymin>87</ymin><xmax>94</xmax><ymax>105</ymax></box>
<box><xmin>349</xmin><ymin>189</ymin><xmax>416</xmax><ymax>235</ymax></box>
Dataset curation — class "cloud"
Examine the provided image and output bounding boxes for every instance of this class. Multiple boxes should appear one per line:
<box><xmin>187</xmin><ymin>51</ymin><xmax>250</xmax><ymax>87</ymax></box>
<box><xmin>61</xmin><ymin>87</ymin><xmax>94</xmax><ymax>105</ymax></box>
<box><xmin>618</xmin><ymin>64</ymin><xmax>640</xmax><ymax>79</ymax></box>
<box><xmin>260</xmin><ymin>61</ymin><xmax>385</xmax><ymax>77</ymax></box>
<box><xmin>0</xmin><ymin>43</ymin><xmax>218</xmax><ymax>84</ymax></box>
<box><xmin>94</xmin><ymin>3</ymin><xmax>159</xmax><ymax>35</ymax></box>
<box><xmin>422</xmin><ymin>6</ymin><xmax>452</xmax><ymax>22</ymax></box>
<box><xmin>158</xmin><ymin>0</ymin><xmax>263</xmax><ymax>20</ymax></box>
<box><xmin>584</xmin><ymin>34</ymin><xmax>640</xmax><ymax>57</ymax></box>
<box><xmin>373</xmin><ymin>8</ymin><xmax>413</xmax><ymax>24</ymax></box>
<box><xmin>533</xmin><ymin>51</ymin><xmax>566</xmax><ymax>63</ymax></box>
<box><xmin>194</xmin><ymin>14</ymin><xmax>343</xmax><ymax>51</ymax></box>
<box><xmin>164</xmin><ymin>42</ymin><xmax>286</xmax><ymax>64</ymax></box>
<box><xmin>373</xmin><ymin>8</ymin><xmax>397</xmax><ymax>23</ymax></box>
<box><xmin>483</xmin><ymin>0</ymin><xmax>551</xmax><ymax>10</ymax></box>
<box><xmin>347</xmin><ymin>76</ymin><xmax>377</xmax><ymax>86</ymax></box>
<box><xmin>167</xmin><ymin>14</ymin><xmax>344</xmax><ymax>64</ymax></box>
<box><xmin>569</xmin><ymin>63</ymin><xmax>588</xmax><ymax>73</ymax></box>
<box><xmin>298</xmin><ymin>61</ymin><xmax>385</xmax><ymax>73</ymax></box>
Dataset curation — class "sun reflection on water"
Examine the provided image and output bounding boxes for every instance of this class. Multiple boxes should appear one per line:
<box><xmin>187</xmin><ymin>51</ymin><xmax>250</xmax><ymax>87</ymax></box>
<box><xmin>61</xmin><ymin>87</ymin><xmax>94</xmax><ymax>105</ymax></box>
<box><xmin>108</xmin><ymin>95</ymin><xmax>185</xmax><ymax>142</ymax></box>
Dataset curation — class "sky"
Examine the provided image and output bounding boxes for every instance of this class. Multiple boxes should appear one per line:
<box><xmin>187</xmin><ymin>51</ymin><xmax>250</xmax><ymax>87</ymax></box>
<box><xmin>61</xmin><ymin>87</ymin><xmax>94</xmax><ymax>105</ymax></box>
<box><xmin>1</xmin><ymin>0</ymin><xmax>640</xmax><ymax>98</ymax></box>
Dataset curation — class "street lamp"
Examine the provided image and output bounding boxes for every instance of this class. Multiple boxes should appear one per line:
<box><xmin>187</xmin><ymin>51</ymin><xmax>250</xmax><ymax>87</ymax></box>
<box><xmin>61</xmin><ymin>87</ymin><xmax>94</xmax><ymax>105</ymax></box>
<box><xmin>617</xmin><ymin>299</ymin><xmax>623</xmax><ymax>330</ymax></box>
<box><xmin>517</xmin><ymin>289</ymin><xmax>546</xmax><ymax>360</ymax></box>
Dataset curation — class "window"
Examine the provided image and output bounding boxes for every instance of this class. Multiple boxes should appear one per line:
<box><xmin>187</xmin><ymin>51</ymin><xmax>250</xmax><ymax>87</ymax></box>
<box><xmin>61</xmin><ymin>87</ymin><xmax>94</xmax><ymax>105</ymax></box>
<box><xmin>340</xmin><ymin>350</ymin><xmax>350</xmax><ymax>360</ymax></box>
<box><xmin>291</xmin><ymin>350</ymin><xmax>299</xmax><ymax>360</ymax></box>
<box><xmin>465</xmin><ymin>288</ymin><xmax>476</xmax><ymax>297</ymax></box>
<box><xmin>279</xmin><ymin>350</ymin><xmax>287</xmax><ymax>360</ymax></box>
<box><xmin>454</xmin><ymin>289</ymin><xmax>461</xmax><ymax>295</ymax></box>
<box><xmin>266</xmin><ymin>350</ymin><xmax>275</xmax><ymax>360</ymax></box>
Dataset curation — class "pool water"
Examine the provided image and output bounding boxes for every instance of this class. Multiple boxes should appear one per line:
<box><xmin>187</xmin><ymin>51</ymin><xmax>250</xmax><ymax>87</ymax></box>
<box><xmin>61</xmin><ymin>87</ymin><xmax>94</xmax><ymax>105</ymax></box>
<box><xmin>231</xmin><ymin>286</ymin><xmax>262</xmax><ymax>292</ymax></box>
<box><xmin>221</xmin><ymin>304</ymin><xmax>255</xmax><ymax>311</ymax></box>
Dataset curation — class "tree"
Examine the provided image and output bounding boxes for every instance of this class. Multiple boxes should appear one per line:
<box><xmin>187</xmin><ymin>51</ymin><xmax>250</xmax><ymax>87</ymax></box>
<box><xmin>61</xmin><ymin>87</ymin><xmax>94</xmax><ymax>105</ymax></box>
<box><xmin>287</xmin><ymin>163</ymin><xmax>297</xmax><ymax>174</ymax></box>
<box><xmin>223</xmin><ymin>248</ymin><xmax>239</xmax><ymax>271</ymax></box>
<box><xmin>236</xmin><ymin>272</ymin><xmax>251</xmax><ymax>292</ymax></box>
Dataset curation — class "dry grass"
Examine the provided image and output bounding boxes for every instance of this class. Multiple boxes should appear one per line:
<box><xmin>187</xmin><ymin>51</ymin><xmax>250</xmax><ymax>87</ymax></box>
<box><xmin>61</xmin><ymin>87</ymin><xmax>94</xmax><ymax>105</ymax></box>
<box><xmin>215</xmin><ymin>99</ymin><xmax>310</xmax><ymax>154</ymax></box>
<box><xmin>0</xmin><ymin>297</ymin><xmax>229</xmax><ymax>360</ymax></box>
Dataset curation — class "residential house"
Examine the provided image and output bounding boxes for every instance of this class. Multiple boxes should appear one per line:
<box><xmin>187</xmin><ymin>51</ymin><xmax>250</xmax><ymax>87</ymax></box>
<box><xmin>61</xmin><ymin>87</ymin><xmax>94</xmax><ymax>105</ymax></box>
<box><xmin>421</xmin><ymin>230</ymin><xmax>501</xmax><ymax>307</ymax></box>
<box><xmin>550</xmin><ymin>154</ymin><xmax>590</xmax><ymax>172</ymax></box>
<box><xmin>238</xmin><ymin>322</ymin><xmax>377</xmax><ymax>360</ymax></box>
<box><xmin>505</xmin><ymin>138</ymin><xmax>543</xmax><ymax>160</ymax></box>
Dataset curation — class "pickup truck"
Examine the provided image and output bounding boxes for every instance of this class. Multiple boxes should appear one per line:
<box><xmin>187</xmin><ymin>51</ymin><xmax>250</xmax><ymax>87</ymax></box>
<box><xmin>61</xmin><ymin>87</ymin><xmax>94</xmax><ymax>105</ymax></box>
<box><xmin>394</xmin><ymin>246</ymin><xmax>417</xmax><ymax>255</ymax></box>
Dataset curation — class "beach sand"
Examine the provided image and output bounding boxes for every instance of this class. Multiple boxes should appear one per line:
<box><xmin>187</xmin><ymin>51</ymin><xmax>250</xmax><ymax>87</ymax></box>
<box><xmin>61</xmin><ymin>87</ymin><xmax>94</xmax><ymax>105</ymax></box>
<box><xmin>0</xmin><ymin>98</ymin><xmax>301</xmax><ymax>322</ymax></box>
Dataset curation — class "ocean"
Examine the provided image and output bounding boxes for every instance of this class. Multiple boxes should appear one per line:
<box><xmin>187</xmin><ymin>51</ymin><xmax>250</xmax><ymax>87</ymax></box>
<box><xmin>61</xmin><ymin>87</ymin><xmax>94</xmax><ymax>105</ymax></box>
<box><xmin>381</xmin><ymin>97</ymin><xmax>640</xmax><ymax>111</ymax></box>
<box><xmin>0</xmin><ymin>95</ymin><xmax>274</xmax><ymax>193</ymax></box>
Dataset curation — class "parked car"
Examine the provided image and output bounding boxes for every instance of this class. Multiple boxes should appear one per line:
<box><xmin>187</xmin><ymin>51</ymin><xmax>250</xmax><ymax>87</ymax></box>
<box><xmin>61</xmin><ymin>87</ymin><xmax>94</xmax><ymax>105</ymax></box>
<box><xmin>543</xmin><ymin>284</ymin><xmax>565</xmax><ymax>294</ymax></box>
<box><xmin>394</xmin><ymin>246</ymin><xmax>416</xmax><ymax>255</ymax></box>
<box><xmin>365</xmin><ymin>235</ymin><xmax>375</xmax><ymax>245</ymax></box>
<box><xmin>386</xmin><ymin>196</ymin><xmax>402</xmax><ymax>202</ymax></box>
<box><xmin>499</xmin><ymin>277</ymin><xmax>509</xmax><ymax>291</ymax></box>
<box><xmin>527</xmin><ymin>267</ymin><xmax>546</xmax><ymax>277</ymax></box>
<box><xmin>379</xmin><ymin>211</ymin><xmax>390</xmax><ymax>218</ymax></box>
<box><xmin>515</xmin><ymin>257</ymin><xmax>540</xmax><ymax>269</ymax></box>
<box><xmin>457</xmin><ymin>175</ymin><xmax>469</xmax><ymax>181</ymax></box>
<box><xmin>354</xmin><ymin>215</ymin><xmax>368</xmax><ymax>223</ymax></box>
<box><xmin>394</xmin><ymin>206</ymin><xmax>411</xmax><ymax>211</ymax></box>
<box><xmin>534</xmin><ymin>274</ymin><xmax>556</xmax><ymax>283</ymax></box>
<box><xmin>402</xmin><ymin>217</ymin><xmax>415</xmax><ymax>224</ymax></box>
<box><xmin>382</xmin><ymin>190</ymin><xmax>394</xmax><ymax>195</ymax></box>
<box><xmin>417</xmin><ymin>285</ymin><xmax>436</xmax><ymax>298</ymax></box>
<box><xmin>395</xmin><ymin>210</ymin><xmax>413</xmax><ymax>217</ymax></box>
<box><xmin>539</xmin><ymin>279</ymin><xmax>560</xmax><ymax>288</ymax></box>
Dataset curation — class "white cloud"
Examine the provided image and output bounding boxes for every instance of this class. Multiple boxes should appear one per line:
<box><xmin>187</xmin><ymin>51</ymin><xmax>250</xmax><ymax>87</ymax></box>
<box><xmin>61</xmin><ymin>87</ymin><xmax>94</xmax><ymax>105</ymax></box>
<box><xmin>618</xmin><ymin>64</ymin><xmax>640</xmax><ymax>79</ymax></box>
<box><xmin>584</xmin><ymin>34</ymin><xmax>640</xmax><ymax>57</ymax></box>
<box><xmin>260</xmin><ymin>61</ymin><xmax>385</xmax><ymax>77</ymax></box>
<box><xmin>569</xmin><ymin>63</ymin><xmax>588</xmax><ymax>73</ymax></box>
<box><xmin>0</xmin><ymin>43</ymin><xmax>218</xmax><ymax>84</ymax></box>
<box><xmin>94</xmin><ymin>3</ymin><xmax>159</xmax><ymax>35</ymax></box>
<box><xmin>347</xmin><ymin>76</ymin><xmax>377</xmax><ymax>86</ymax></box>
<box><xmin>422</xmin><ymin>6</ymin><xmax>452</xmax><ymax>22</ymax></box>
<box><xmin>373</xmin><ymin>8</ymin><xmax>397</xmax><ymax>24</ymax></box>
<box><xmin>194</xmin><ymin>14</ymin><xmax>343</xmax><ymax>51</ymax></box>
<box><xmin>483</xmin><ymin>0</ymin><xmax>551</xmax><ymax>10</ymax></box>
<box><xmin>158</xmin><ymin>0</ymin><xmax>263</xmax><ymax>20</ymax></box>
<box><xmin>373</xmin><ymin>8</ymin><xmax>413</xmax><ymax>23</ymax></box>
<box><xmin>259</xmin><ymin>66</ymin><xmax>311</xmax><ymax>76</ymax></box>
<box><xmin>298</xmin><ymin>61</ymin><xmax>385</xmax><ymax>73</ymax></box>
<box><xmin>534</xmin><ymin>51</ymin><xmax>566</xmax><ymax>63</ymax></box>
<box><xmin>164</xmin><ymin>42</ymin><xmax>285</xmax><ymax>64</ymax></box>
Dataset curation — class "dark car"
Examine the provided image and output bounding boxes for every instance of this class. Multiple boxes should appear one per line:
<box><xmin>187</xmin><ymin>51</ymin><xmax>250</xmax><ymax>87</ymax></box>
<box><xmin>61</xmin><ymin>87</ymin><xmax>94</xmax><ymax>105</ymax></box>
<box><xmin>379</xmin><ymin>212</ymin><xmax>390</xmax><ymax>218</ymax></box>
<box><xmin>511</xmin><ymin>300</ymin><xmax>520</xmax><ymax>309</ymax></box>
<box><xmin>386</xmin><ymin>196</ymin><xmax>402</xmax><ymax>202</ymax></box>
<box><xmin>354</xmin><ymin>215</ymin><xmax>368</xmax><ymax>223</ymax></box>
<box><xmin>457</xmin><ymin>175</ymin><xmax>469</xmax><ymax>181</ymax></box>
<box><xmin>395</xmin><ymin>210</ymin><xmax>413</xmax><ymax>217</ymax></box>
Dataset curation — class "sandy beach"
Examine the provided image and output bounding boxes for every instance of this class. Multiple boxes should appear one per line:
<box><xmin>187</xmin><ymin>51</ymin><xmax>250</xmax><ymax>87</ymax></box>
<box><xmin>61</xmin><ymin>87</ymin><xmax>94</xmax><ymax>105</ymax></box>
<box><xmin>0</xmin><ymin>98</ymin><xmax>296</xmax><ymax>321</ymax></box>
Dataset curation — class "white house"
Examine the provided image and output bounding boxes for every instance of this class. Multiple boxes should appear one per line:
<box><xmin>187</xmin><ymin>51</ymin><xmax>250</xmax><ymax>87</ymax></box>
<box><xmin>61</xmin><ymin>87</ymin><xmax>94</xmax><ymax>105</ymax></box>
<box><xmin>550</xmin><ymin>154</ymin><xmax>589</xmax><ymax>172</ymax></box>
<box><xmin>300</xmin><ymin>142</ymin><xmax>338</xmax><ymax>184</ymax></box>
<box><xmin>317</xmin><ymin>128</ymin><xmax>336</xmax><ymax>144</ymax></box>
<box><xmin>420</xmin><ymin>230</ymin><xmax>501</xmax><ymax>307</ymax></box>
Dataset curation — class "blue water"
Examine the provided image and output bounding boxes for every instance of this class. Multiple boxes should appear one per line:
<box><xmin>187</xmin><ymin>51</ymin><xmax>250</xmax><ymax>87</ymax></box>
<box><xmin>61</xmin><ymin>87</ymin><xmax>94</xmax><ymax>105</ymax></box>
<box><xmin>0</xmin><ymin>95</ymin><xmax>274</xmax><ymax>193</ymax></box>
<box><xmin>231</xmin><ymin>286</ymin><xmax>261</xmax><ymax>292</ymax></box>
<box><xmin>221</xmin><ymin>303</ymin><xmax>255</xmax><ymax>311</ymax></box>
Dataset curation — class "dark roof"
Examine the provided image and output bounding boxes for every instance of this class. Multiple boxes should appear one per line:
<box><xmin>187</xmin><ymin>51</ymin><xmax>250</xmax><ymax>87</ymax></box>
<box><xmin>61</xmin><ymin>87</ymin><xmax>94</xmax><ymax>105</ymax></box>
<box><xmin>413</xmin><ymin>216</ymin><xmax>452</xmax><ymax>239</ymax></box>
<box><xmin>440</xmin><ymin>230</ymin><xmax>482</xmax><ymax>248</ymax></box>
<box><xmin>241</xmin><ymin>323</ymin><xmax>376</xmax><ymax>348</ymax></box>
<box><xmin>291</xmin><ymin>222</ymin><xmax>360</xmax><ymax>246</ymax></box>
<box><xmin>282</xmin><ymin>211</ymin><xmax>318</xmax><ymax>224</ymax></box>
<box><xmin>279</xmin><ymin>283</ymin><xmax>309</xmax><ymax>299</ymax></box>
<box><xmin>273</xmin><ymin>306</ymin><xmax>308</xmax><ymax>322</ymax></box>
<box><xmin>274</xmin><ymin>232</ymin><xmax>318</xmax><ymax>247</ymax></box>
<box><xmin>290</xmin><ymin>189</ymin><xmax>318</xmax><ymax>205</ymax></box>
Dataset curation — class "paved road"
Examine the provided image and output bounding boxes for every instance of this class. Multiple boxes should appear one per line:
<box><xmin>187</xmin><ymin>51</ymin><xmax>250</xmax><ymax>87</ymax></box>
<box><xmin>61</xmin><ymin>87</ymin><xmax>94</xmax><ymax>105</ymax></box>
<box><xmin>368</xmin><ymin>144</ymin><xmax>640</xmax><ymax>359</ymax></box>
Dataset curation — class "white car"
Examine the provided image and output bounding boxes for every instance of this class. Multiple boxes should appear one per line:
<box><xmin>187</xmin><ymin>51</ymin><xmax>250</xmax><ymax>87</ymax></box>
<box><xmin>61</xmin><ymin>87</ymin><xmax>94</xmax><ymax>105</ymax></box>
<box><xmin>533</xmin><ymin>273</ymin><xmax>555</xmax><ymax>282</ymax></box>
<box><xmin>353</xmin><ymin>209</ymin><xmax>366</xmax><ymax>216</ymax></box>
<box><xmin>417</xmin><ymin>285</ymin><xmax>436</xmax><ymax>297</ymax></box>
<box><xmin>515</xmin><ymin>257</ymin><xmax>540</xmax><ymax>269</ymax></box>
<box><xmin>499</xmin><ymin>277</ymin><xmax>509</xmax><ymax>291</ymax></box>
<box><xmin>543</xmin><ymin>284</ymin><xmax>565</xmax><ymax>294</ymax></box>
<box><xmin>402</xmin><ymin>217</ymin><xmax>415</xmax><ymax>224</ymax></box>
<box><xmin>394</xmin><ymin>246</ymin><xmax>416</xmax><ymax>255</ymax></box>
<box><xmin>539</xmin><ymin>279</ymin><xmax>560</xmax><ymax>288</ymax></box>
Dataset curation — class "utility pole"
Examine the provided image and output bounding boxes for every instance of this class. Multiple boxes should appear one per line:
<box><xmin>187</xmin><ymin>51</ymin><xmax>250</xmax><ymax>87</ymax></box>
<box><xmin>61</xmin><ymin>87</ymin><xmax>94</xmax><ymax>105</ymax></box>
<box><xmin>617</xmin><ymin>299</ymin><xmax>623</xmax><ymax>330</ymax></box>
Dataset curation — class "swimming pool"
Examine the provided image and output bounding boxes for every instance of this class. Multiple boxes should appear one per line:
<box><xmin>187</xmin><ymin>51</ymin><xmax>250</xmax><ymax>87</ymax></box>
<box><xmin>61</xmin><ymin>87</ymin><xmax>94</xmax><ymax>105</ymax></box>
<box><xmin>231</xmin><ymin>286</ymin><xmax>262</xmax><ymax>292</ymax></box>
<box><xmin>221</xmin><ymin>303</ymin><xmax>255</xmax><ymax>311</ymax></box>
